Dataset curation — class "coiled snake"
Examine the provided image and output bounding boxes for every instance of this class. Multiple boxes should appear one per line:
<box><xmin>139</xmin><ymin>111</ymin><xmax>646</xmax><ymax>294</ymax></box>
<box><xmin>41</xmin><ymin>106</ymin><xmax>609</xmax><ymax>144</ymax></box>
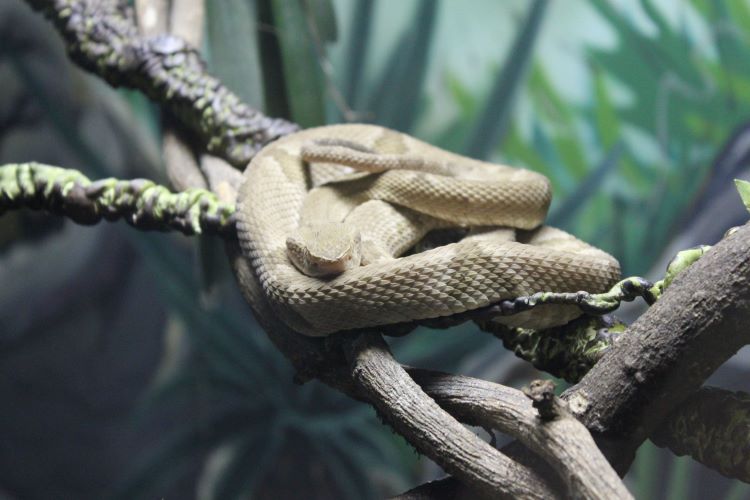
<box><xmin>236</xmin><ymin>124</ymin><xmax>621</xmax><ymax>337</ymax></box>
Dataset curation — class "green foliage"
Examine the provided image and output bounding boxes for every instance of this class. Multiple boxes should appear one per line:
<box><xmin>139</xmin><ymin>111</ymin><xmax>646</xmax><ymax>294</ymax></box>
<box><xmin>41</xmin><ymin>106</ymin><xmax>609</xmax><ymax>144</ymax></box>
<box><xmin>734</xmin><ymin>179</ymin><xmax>750</xmax><ymax>212</ymax></box>
<box><xmin>465</xmin><ymin>0</ymin><xmax>550</xmax><ymax>158</ymax></box>
<box><xmin>365</xmin><ymin>0</ymin><xmax>438</xmax><ymax>131</ymax></box>
<box><xmin>269</xmin><ymin>0</ymin><xmax>328</xmax><ymax>127</ymax></box>
<box><xmin>205</xmin><ymin>0</ymin><xmax>265</xmax><ymax>107</ymax></box>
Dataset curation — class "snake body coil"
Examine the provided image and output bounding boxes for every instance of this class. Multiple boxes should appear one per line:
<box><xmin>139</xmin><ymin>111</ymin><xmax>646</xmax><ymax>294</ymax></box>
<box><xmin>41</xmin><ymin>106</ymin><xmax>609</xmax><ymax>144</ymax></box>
<box><xmin>237</xmin><ymin>124</ymin><xmax>620</xmax><ymax>336</ymax></box>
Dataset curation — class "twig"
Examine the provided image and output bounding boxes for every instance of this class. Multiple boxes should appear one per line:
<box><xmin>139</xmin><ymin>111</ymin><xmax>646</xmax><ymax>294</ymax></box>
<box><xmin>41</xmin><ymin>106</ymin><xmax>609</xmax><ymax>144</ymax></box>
<box><xmin>465</xmin><ymin>244</ymin><xmax>710</xmax><ymax>321</ymax></box>
<box><xmin>0</xmin><ymin>163</ymin><xmax>235</xmax><ymax>236</ymax></box>
<box><xmin>24</xmin><ymin>0</ymin><xmax>298</xmax><ymax>167</ymax></box>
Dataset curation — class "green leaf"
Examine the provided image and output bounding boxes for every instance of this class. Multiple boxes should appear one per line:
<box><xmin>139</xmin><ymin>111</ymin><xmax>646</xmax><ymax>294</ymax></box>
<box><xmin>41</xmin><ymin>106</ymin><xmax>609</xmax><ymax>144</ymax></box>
<box><xmin>664</xmin><ymin>455</ymin><xmax>693</xmax><ymax>500</ymax></box>
<box><xmin>592</xmin><ymin>66</ymin><xmax>621</xmax><ymax>149</ymax></box>
<box><xmin>464</xmin><ymin>0</ymin><xmax>549</xmax><ymax>158</ymax></box>
<box><xmin>205</xmin><ymin>0</ymin><xmax>265</xmax><ymax>107</ymax></box>
<box><xmin>727</xmin><ymin>0</ymin><xmax>750</xmax><ymax>43</ymax></box>
<box><xmin>502</xmin><ymin>124</ymin><xmax>555</xmax><ymax>181</ymax></box>
<box><xmin>549</xmin><ymin>142</ymin><xmax>623</xmax><ymax>228</ymax></box>
<box><xmin>734</xmin><ymin>179</ymin><xmax>750</xmax><ymax>212</ymax></box>
<box><xmin>307</xmin><ymin>0</ymin><xmax>338</xmax><ymax>43</ymax></box>
<box><xmin>341</xmin><ymin>0</ymin><xmax>374</xmax><ymax>112</ymax></box>
<box><xmin>270</xmin><ymin>0</ymin><xmax>327</xmax><ymax>127</ymax></box>
<box><xmin>366</xmin><ymin>0</ymin><xmax>439</xmax><ymax>132</ymax></box>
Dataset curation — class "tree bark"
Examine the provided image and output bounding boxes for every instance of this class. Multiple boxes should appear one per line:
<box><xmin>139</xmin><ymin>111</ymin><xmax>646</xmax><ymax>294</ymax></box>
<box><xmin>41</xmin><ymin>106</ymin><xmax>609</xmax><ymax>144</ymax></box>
<box><xmin>342</xmin><ymin>332</ymin><xmax>556</xmax><ymax>500</ymax></box>
<box><xmin>24</xmin><ymin>0</ymin><xmax>298</xmax><ymax>166</ymax></box>
<box><xmin>651</xmin><ymin>386</ymin><xmax>750</xmax><ymax>482</ymax></box>
<box><xmin>563</xmin><ymin>222</ymin><xmax>750</xmax><ymax>472</ymax></box>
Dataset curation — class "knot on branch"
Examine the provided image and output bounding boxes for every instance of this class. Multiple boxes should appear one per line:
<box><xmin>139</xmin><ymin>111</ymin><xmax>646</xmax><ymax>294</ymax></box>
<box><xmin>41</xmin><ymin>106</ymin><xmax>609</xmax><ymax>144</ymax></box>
<box><xmin>524</xmin><ymin>379</ymin><xmax>567</xmax><ymax>421</ymax></box>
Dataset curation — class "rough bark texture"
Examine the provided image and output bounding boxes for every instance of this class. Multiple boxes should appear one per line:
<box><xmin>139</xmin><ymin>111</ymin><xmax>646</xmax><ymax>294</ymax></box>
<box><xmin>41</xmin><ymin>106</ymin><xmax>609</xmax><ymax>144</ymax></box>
<box><xmin>341</xmin><ymin>332</ymin><xmax>554</xmax><ymax>500</ymax></box>
<box><xmin>410</xmin><ymin>370</ymin><xmax>632</xmax><ymax>499</ymax></box>
<box><xmin>652</xmin><ymin>386</ymin><xmax>750</xmax><ymax>482</ymax></box>
<box><xmin>24</xmin><ymin>0</ymin><xmax>298</xmax><ymax>167</ymax></box>
<box><xmin>563</xmin><ymin>222</ymin><xmax>750</xmax><ymax>472</ymax></box>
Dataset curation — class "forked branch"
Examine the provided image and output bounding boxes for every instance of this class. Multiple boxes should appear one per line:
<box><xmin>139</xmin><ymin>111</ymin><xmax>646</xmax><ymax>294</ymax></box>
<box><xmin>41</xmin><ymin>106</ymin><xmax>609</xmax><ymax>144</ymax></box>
<box><xmin>408</xmin><ymin>370</ymin><xmax>632</xmax><ymax>499</ymax></box>
<box><xmin>340</xmin><ymin>332</ymin><xmax>557</xmax><ymax>499</ymax></box>
<box><xmin>563</xmin><ymin>222</ymin><xmax>750</xmax><ymax>473</ymax></box>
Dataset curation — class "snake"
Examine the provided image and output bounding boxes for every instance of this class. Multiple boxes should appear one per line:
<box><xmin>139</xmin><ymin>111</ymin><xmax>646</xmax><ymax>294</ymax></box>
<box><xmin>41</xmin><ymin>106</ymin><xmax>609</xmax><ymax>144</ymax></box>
<box><xmin>236</xmin><ymin>124</ymin><xmax>621</xmax><ymax>337</ymax></box>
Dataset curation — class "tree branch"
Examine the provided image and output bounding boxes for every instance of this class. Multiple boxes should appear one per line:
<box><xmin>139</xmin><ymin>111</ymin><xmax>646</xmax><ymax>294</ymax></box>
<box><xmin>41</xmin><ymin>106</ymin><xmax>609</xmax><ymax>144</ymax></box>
<box><xmin>24</xmin><ymin>0</ymin><xmax>298</xmax><ymax>167</ymax></box>
<box><xmin>562</xmin><ymin>222</ymin><xmax>750</xmax><ymax>473</ymax></box>
<box><xmin>340</xmin><ymin>332</ymin><xmax>557</xmax><ymax>499</ymax></box>
<box><xmin>478</xmin><ymin>314</ymin><xmax>625</xmax><ymax>383</ymax></box>
<box><xmin>0</xmin><ymin>163</ymin><xmax>235</xmax><ymax>236</ymax></box>
<box><xmin>407</xmin><ymin>370</ymin><xmax>632</xmax><ymax>499</ymax></box>
<box><xmin>133</xmin><ymin>0</ymin><xmax>208</xmax><ymax>192</ymax></box>
<box><xmin>398</xmin><ymin>225</ymin><xmax>750</xmax><ymax>496</ymax></box>
<box><xmin>651</xmin><ymin>386</ymin><xmax>750</xmax><ymax>482</ymax></box>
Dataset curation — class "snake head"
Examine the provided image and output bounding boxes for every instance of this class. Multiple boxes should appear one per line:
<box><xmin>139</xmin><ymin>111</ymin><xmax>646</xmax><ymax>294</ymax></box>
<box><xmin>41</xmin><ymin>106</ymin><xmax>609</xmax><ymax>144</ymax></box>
<box><xmin>286</xmin><ymin>222</ymin><xmax>363</xmax><ymax>277</ymax></box>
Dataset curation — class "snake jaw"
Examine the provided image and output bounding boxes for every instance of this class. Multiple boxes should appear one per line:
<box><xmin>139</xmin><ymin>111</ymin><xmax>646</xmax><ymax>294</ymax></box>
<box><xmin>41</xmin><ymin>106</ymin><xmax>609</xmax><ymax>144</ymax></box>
<box><xmin>286</xmin><ymin>222</ymin><xmax>363</xmax><ymax>277</ymax></box>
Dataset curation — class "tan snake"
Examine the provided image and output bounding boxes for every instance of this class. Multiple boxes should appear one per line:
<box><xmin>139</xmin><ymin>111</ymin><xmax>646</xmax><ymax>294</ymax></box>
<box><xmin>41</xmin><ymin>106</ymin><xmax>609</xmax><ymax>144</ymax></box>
<box><xmin>236</xmin><ymin>124</ymin><xmax>621</xmax><ymax>337</ymax></box>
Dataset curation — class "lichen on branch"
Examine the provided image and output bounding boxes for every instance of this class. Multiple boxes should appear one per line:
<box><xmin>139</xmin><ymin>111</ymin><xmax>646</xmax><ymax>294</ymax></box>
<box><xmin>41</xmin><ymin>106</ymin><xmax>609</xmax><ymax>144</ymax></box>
<box><xmin>24</xmin><ymin>0</ymin><xmax>299</xmax><ymax>167</ymax></box>
<box><xmin>652</xmin><ymin>387</ymin><xmax>750</xmax><ymax>482</ymax></box>
<box><xmin>0</xmin><ymin>163</ymin><xmax>235</xmax><ymax>236</ymax></box>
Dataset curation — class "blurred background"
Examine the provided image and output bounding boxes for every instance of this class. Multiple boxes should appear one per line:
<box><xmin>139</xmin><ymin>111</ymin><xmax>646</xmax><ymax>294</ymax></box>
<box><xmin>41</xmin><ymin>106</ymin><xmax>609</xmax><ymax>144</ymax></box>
<box><xmin>1</xmin><ymin>0</ymin><xmax>750</xmax><ymax>498</ymax></box>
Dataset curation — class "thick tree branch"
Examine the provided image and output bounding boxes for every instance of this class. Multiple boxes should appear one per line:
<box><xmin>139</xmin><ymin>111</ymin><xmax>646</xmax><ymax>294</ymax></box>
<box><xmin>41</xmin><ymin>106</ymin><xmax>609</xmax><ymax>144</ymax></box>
<box><xmin>651</xmin><ymin>386</ymin><xmax>750</xmax><ymax>482</ymax></box>
<box><xmin>0</xmin><ymin>163</ymin><xmax>235</xmax><ymax>236</ymax></box>
<box><xmin>341</xmin><ymin>332</ymin><xmax>556</xmax><ymax>500</ymax></box>
<box><xmin>408</xmin><ymin>370</ymin><xmax>632</xmax><ymax>499</ymax></box>
<box><xmin>562</xmin><ymin>222</ymin><xmax>750</xmax><ymax>472</ymax></box>
<box><xmin>398</xmin><ymin>226</ymin><xmax>750</xmax><ymax>496</ymax></box>
<box><xmin>24</xmin><ymin>0</ymin><xmax>298</xmax><ymax>167</ymax></box>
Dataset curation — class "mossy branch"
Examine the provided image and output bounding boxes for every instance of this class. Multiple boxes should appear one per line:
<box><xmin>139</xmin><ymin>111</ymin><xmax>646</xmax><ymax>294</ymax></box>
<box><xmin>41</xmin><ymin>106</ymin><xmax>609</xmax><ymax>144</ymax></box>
<box><xmin>479</xmin><ymin>314</ymin><xmax>626</xmax><ymax>383</ymax></box>
<box><xmin>23</xmin><ymin>0</ymin><xmax>298</xmax><ymax>167</ymax></box>
<box><xmin>652</xmin><ymin>387</ymin><xmax>750</xmax><ymax>482</ymax></box>
<box><xmin>421</xmin><ymin>245</ymin><xmax>712</xmax><ymax>383</ymax></box>
<box><xmin>0</xmin><ymin>163</ymin><xmax>235</xmax><ymax>237</ymax></box>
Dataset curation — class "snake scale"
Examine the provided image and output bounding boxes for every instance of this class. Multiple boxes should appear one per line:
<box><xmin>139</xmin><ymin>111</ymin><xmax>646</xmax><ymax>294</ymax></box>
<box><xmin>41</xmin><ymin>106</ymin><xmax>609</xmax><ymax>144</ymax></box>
<box><xmin>237</xmin><ymin>124</ymin><xmax>621</xmax><ymax>337</ymax></box>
